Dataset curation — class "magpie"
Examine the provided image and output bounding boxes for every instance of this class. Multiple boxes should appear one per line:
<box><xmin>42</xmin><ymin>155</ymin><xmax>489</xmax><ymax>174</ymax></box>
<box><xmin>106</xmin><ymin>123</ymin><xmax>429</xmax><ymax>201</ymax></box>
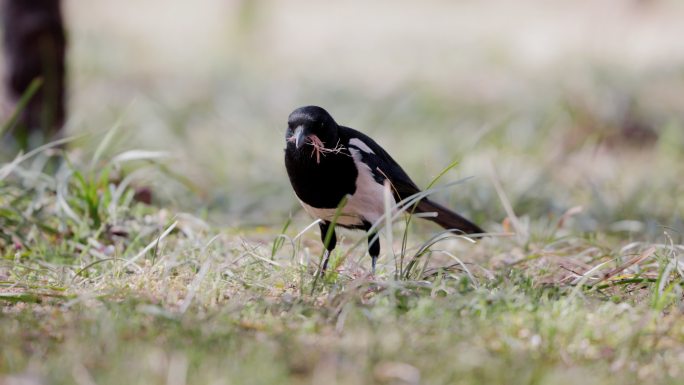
<box><xmin>284</xmin><ymin>105</ymin><xmax>484</xmax><ymax>273</ymax></box>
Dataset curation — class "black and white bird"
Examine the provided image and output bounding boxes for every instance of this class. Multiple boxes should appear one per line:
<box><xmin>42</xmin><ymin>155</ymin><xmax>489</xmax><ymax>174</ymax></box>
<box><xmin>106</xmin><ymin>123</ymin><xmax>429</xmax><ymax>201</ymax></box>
<box><xmin>284</xmin><ymin>106</ymin><xmax>483</xmax><ymax>273</ymax></box>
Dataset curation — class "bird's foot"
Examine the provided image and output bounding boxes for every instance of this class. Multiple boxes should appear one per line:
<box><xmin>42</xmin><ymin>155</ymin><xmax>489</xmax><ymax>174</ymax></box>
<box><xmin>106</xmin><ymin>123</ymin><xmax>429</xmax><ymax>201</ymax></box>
<box><xmin>316</xmin><ymin>250</ymin><xmax>331</xmax><ymax>278</ymax></box>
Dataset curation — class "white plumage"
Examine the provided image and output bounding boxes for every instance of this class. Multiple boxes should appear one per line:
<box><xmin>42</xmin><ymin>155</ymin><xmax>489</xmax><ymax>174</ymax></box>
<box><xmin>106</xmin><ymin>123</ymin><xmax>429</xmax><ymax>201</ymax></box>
<box><xmin>300</xmin><ymin>143</ymin><xmax>393</xmax><ymax>227</ymax></box>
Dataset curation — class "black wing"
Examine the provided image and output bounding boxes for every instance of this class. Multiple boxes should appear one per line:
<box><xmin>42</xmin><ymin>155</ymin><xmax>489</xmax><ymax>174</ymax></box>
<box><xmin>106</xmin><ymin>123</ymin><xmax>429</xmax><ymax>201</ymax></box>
<box><xmin>339</xmin><ymin>126</ymin><xmax>484</xmax><ymax>235</ymax></box>
<box><xmin>338</xmin><ymin>125</ymin><xmax>421</xmax><ymax>202</ymax></box>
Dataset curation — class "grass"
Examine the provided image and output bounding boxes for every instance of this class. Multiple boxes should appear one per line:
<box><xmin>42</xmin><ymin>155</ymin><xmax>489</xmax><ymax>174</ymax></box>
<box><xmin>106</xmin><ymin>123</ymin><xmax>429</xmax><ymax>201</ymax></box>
<box><xmin>1</xmin><ymin>126</ymin><xmax>683</xmax><ymax>384</ymax></box>
<box><xmin>3</xmin><ymin>1</ymin><xmax>684</xmax><ymax>384</ymax></box>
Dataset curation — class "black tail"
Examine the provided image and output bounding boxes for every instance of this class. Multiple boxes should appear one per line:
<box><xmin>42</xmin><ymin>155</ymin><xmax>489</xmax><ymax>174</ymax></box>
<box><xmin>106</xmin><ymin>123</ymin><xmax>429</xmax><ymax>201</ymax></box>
<box><xmin>414</xmin><ymin>199</ymin><xmax>484</xmax><ymax>235</ymax></box>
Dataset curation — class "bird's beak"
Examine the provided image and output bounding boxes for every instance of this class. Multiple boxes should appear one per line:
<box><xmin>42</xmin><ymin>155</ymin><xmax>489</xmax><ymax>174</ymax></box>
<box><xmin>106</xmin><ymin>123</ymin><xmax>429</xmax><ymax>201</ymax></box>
<box><xmin>293</xmin><ymin>126</ymin><xmax>307</xmax><ymax>149</ymax></box>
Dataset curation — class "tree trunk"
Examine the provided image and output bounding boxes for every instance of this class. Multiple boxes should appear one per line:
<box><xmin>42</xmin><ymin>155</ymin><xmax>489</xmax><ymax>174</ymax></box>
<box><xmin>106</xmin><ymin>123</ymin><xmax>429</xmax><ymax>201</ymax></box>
<box><xmin>2</xmin><ymin>0</ymin><xmax>66</xmax><ymax>149</ymax></box>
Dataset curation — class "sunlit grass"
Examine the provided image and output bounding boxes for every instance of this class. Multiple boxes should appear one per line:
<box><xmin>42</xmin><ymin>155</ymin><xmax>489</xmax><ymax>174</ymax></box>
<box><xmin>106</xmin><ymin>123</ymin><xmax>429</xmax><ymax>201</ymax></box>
<box><xmin>1</xmin><ymin>128</ymin><xmax>683</xmax><ymax>384</ymax></box>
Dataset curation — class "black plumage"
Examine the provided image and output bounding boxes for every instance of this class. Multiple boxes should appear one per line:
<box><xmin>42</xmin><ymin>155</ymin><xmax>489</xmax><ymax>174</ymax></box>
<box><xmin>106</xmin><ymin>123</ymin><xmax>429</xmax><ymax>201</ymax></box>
<box><xmin>284</xmin><ymin>105</ymin><xmax>483</xmax><ymax>273</ymax></box>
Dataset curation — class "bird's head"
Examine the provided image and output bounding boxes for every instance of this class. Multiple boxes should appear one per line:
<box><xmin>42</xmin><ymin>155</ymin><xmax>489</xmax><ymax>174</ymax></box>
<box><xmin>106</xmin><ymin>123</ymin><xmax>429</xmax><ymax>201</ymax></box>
<box><xmin>286</xmin><ymin>106</ymin><xmax>339</xmax><ymax>152</ymax></box>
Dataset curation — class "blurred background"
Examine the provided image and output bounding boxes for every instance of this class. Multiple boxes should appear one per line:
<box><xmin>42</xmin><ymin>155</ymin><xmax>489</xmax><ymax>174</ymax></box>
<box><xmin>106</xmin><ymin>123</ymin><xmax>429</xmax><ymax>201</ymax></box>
<box><xmin>2</xmin><ymin>0</ymin><xmax>683</xmax><ymax>237</ymax></box>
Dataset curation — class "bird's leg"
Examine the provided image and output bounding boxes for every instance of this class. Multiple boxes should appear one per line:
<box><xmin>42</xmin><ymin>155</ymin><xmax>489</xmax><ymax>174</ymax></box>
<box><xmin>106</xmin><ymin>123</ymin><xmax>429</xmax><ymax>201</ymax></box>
<box><xmin>369</xmin><ymin>236</ymin><xmax>380</xmax><ymax>274</ymax></box>
<box><xmin>321</xmin><ymin>250</ymin><xmax>330</xmax><ymax>272</ymax></box>
<box><xmin>364</xmin><ymin>222</ymin><xmax>380</xmax><ymax>275</ymax></box>
<box><xmin>319</xmin><ymin>221</ymin><xmax>337</xmax><ymax>273</ymax></box>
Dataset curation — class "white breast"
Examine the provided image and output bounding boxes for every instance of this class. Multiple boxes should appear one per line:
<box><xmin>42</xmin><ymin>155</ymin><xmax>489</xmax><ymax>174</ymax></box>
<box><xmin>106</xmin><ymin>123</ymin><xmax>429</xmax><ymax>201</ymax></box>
<box><xmin>299</xmin><ymin>141</ymin><xmax>395</xmax><ymax>227</ymax></box>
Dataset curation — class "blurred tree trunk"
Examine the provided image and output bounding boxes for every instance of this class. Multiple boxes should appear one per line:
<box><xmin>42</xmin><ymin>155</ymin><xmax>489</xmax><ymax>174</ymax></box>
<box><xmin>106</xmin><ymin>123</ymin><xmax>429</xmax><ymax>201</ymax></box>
<box><xmin>2</xmin><ymin>0</ymin><xmax>66</xmax><ymax>149</ymax></box>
